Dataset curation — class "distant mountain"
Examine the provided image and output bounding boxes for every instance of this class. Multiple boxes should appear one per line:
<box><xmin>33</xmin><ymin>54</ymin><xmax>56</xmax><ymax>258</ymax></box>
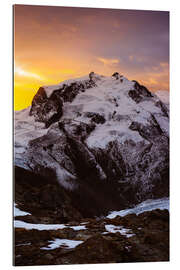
<box><xmin>14</xmin><ymin>72</ymin><xmax>169</xmax><ymax>217</ymax></box>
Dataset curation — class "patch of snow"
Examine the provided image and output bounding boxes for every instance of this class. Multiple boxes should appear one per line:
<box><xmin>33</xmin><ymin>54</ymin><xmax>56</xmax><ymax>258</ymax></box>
<box><xmin>14</xmin><ymin>220</ymin><xmax>67</xmax><ymax>230</ymax></box>
<box><xmin>14</xmin><ymin>204</ymin><xmax>31</xmax><ymax>217</ymax></box>
<box><xmin>104</xmin><ymin>224</ymin><xmax>135</xmax><ymax>238</ymax></box>
<box><xmin>80</xmin><ymin>222</ymin><xmax>89</xmax><ymax>225</ymax></box>
<box><xmin>14</xmin><ymin>219</ymin><xmax>87</xmax><ymax>231</ymax></box>
<box><xmin>41</xmin><ymin>238</ymin><xmax>83</xmax><ymax>250</ymax></box>
<box><xmin>70</xmin><ymin>225</ymin><xmax>86</xmax><ymax>231</ymax></box>
<box><xmin>125</xmin><ymin>245</ymin><xmax>132</xmax><ymax>252</ymax></box>
<box><xmin>16</xmin><ymin>255</ymin><xmax>22</xmax><ymax>258</ymax></box>
<box><xmin>107</xmin><ymin>197</ymin><xmax>169</xmax><ymax>219</ymax></box>
<box><xmin>16</xmin><ymin>242</ymin><xmax>31</xmax><ymax>247</ymax></box>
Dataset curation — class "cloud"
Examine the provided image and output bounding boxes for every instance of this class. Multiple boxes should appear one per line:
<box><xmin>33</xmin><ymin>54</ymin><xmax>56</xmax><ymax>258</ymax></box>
<box><xmin>128</xmin><ymin>55</ymin><xmax>148</xmax><ymax>63</ymax></box>
<box><xmin>97</xmin><ymin>57</ymin><xmax>120</xmax><ymax>66</ymax></box>
<box><xmin>15</xmin><ymin>65</ymin><xmax>43</xmax><ymax>81</ymax></box>
<box><xmin>140</xmin><ymin>62</ymin><xmax>169</xmax><ymax>90</ymax></box>
<box><xmin>160</xmin><ymin>62</ymin><xmax>169</xmax><ymax>68</ymax></box>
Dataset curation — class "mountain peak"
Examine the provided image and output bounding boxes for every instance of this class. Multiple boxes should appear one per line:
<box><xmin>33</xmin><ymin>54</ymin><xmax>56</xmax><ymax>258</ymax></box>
<box><xmin>28</xmin><ymin>72</ymin><xmax>164</xmax><ymax>130</ymax></box>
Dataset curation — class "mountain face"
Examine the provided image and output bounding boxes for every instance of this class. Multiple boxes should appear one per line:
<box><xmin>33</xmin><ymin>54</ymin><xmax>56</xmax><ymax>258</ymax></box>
<box><xmin>14</xmin><ymin>72</ymin><xmax>169</xmax><ymax>217</ymax></box>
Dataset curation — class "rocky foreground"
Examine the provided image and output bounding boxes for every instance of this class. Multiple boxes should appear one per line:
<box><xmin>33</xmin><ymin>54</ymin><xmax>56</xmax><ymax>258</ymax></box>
<box><xmin>14</xmin><ymin>207</ymin><xmax>169</xmax><ymax>266</ymax></box>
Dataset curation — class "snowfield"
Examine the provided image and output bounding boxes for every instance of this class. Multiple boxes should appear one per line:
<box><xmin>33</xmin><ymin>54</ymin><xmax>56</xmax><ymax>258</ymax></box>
<box><xmin>107</xmin><ymin>197</ymin><xmax>169</xmax><ymax>219</ymax></box>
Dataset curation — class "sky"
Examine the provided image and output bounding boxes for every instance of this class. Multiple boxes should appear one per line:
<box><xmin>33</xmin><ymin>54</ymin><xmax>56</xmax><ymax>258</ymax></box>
<box><xmin>14</xmin><ymin>5</ymin><xmax>169</xmax><ymax>110</ymax></box>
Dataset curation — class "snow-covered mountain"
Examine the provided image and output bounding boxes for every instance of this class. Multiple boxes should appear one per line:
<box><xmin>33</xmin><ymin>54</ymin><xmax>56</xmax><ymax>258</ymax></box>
<box><xmin>14</xmin><ymin>72</ymin><xmax>169</xmax><ymax>215</ymax></box>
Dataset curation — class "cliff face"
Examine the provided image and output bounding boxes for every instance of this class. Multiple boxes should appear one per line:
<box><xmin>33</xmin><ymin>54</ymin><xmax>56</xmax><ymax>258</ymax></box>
<box><xmin>14</xmin><ymin>72</ymin><xmax>169</xmax><ymax>217</ymax></box>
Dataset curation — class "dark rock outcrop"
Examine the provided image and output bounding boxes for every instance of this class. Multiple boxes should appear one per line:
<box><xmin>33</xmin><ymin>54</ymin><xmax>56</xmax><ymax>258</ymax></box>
<box><xmin>30</xmin><ymin>76</ymin><xmax>96</xmax><ymax>128</ymax></box>
<box><xmin>129</xmin><ymin>80</ymin><xmax>153</xmax><ymax>103</ymax></box>
<box><xmin>84</xmin><ymin>112</ymin><xmax>106</xmax><ymax>124</ymax></box>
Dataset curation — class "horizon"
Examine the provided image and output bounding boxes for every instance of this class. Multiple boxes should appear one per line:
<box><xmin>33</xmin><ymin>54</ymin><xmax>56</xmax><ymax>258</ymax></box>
<box><xmin>14</xmin><ymin>5</ymin><xmax>169</xmax><ymax>110</ymax></box>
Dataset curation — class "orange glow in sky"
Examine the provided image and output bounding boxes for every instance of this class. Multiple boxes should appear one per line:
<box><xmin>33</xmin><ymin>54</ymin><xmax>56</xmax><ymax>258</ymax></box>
<box><xmin>14</xmin><ymin>5</ymin><xmax>169</xmax><ymax>111</ymax></box>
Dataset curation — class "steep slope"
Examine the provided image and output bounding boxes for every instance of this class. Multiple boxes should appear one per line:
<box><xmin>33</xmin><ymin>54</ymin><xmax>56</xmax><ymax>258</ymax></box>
<box><xmin>14</xmin><ymin>72</ymin><xmax>169</xmax><ymax>217</ymax></box>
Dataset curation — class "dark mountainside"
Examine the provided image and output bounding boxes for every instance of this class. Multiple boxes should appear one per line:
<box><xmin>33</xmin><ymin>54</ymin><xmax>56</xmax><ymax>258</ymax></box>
<box><xmin>14</xmin><ymin>72</ymin><xmax>169</xmax><ymax>265</ymax></box>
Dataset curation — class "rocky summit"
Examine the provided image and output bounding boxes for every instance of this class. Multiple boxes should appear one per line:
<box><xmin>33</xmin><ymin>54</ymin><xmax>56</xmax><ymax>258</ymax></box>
<box><xmin>14</xmin><ymin>72</ymin><xmax>169</xmax><ymax>265</ymax></box>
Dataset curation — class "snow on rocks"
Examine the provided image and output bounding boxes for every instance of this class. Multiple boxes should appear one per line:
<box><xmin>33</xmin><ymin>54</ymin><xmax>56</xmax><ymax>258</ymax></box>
<box><xmin>14</xmin><ymin>203</ymin><xmax>31</xmax><ymax>217</ymax></box>
<box><xmin>14</xmin><ymin>220</ymin><xmax>67</xmax><ymax>231</ymax></box>
<box><xmin>14</xmin><ymin>203</ymin><xmax>87</xmax><ymax>231</ymax></box>
<box><xmin>70</xmin><ymin>225</ymin><xmax>86</xmax><ymax>231</ymax></box>
<box><xmin>43</xmin><ymin>75</ymin><xmax>90</xmax><ymax>98</ymax></box>
<box><xmin>14</xmin><ymin>213</ymin><xmax>87</xmax><ymax>231</ymax></box>
<box><xmin>107</xmin><ymin>197</ymin><xmax>169</xmax><ymax>219</ymax></box>
<box><xmin>14</xmin><ymin>220</ymin><xmax>87</xmax><ymax>231</ymax></box>
<box><xmin>14</xmin><ymin>216</ymin><xmax>87</xmax><ymax>231</ymax></box>
<box><xmin>60</xmin><ymin>73</ymin><xmax>168</xmax><ymax>149</ymax></box>
<box><xmin>40</xmin><ymin>239</ymin><xmax>83</xmax><ymax>250</ymax></box>
<box><xmin>14</xmin><ymin>107</ymin><xmax>48</xmax><ymax>169</ymax></box>
<box><xmin>104</xmin><ymin>224</ymin><xmax>135</xmax><ymax>238</ymax></box>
